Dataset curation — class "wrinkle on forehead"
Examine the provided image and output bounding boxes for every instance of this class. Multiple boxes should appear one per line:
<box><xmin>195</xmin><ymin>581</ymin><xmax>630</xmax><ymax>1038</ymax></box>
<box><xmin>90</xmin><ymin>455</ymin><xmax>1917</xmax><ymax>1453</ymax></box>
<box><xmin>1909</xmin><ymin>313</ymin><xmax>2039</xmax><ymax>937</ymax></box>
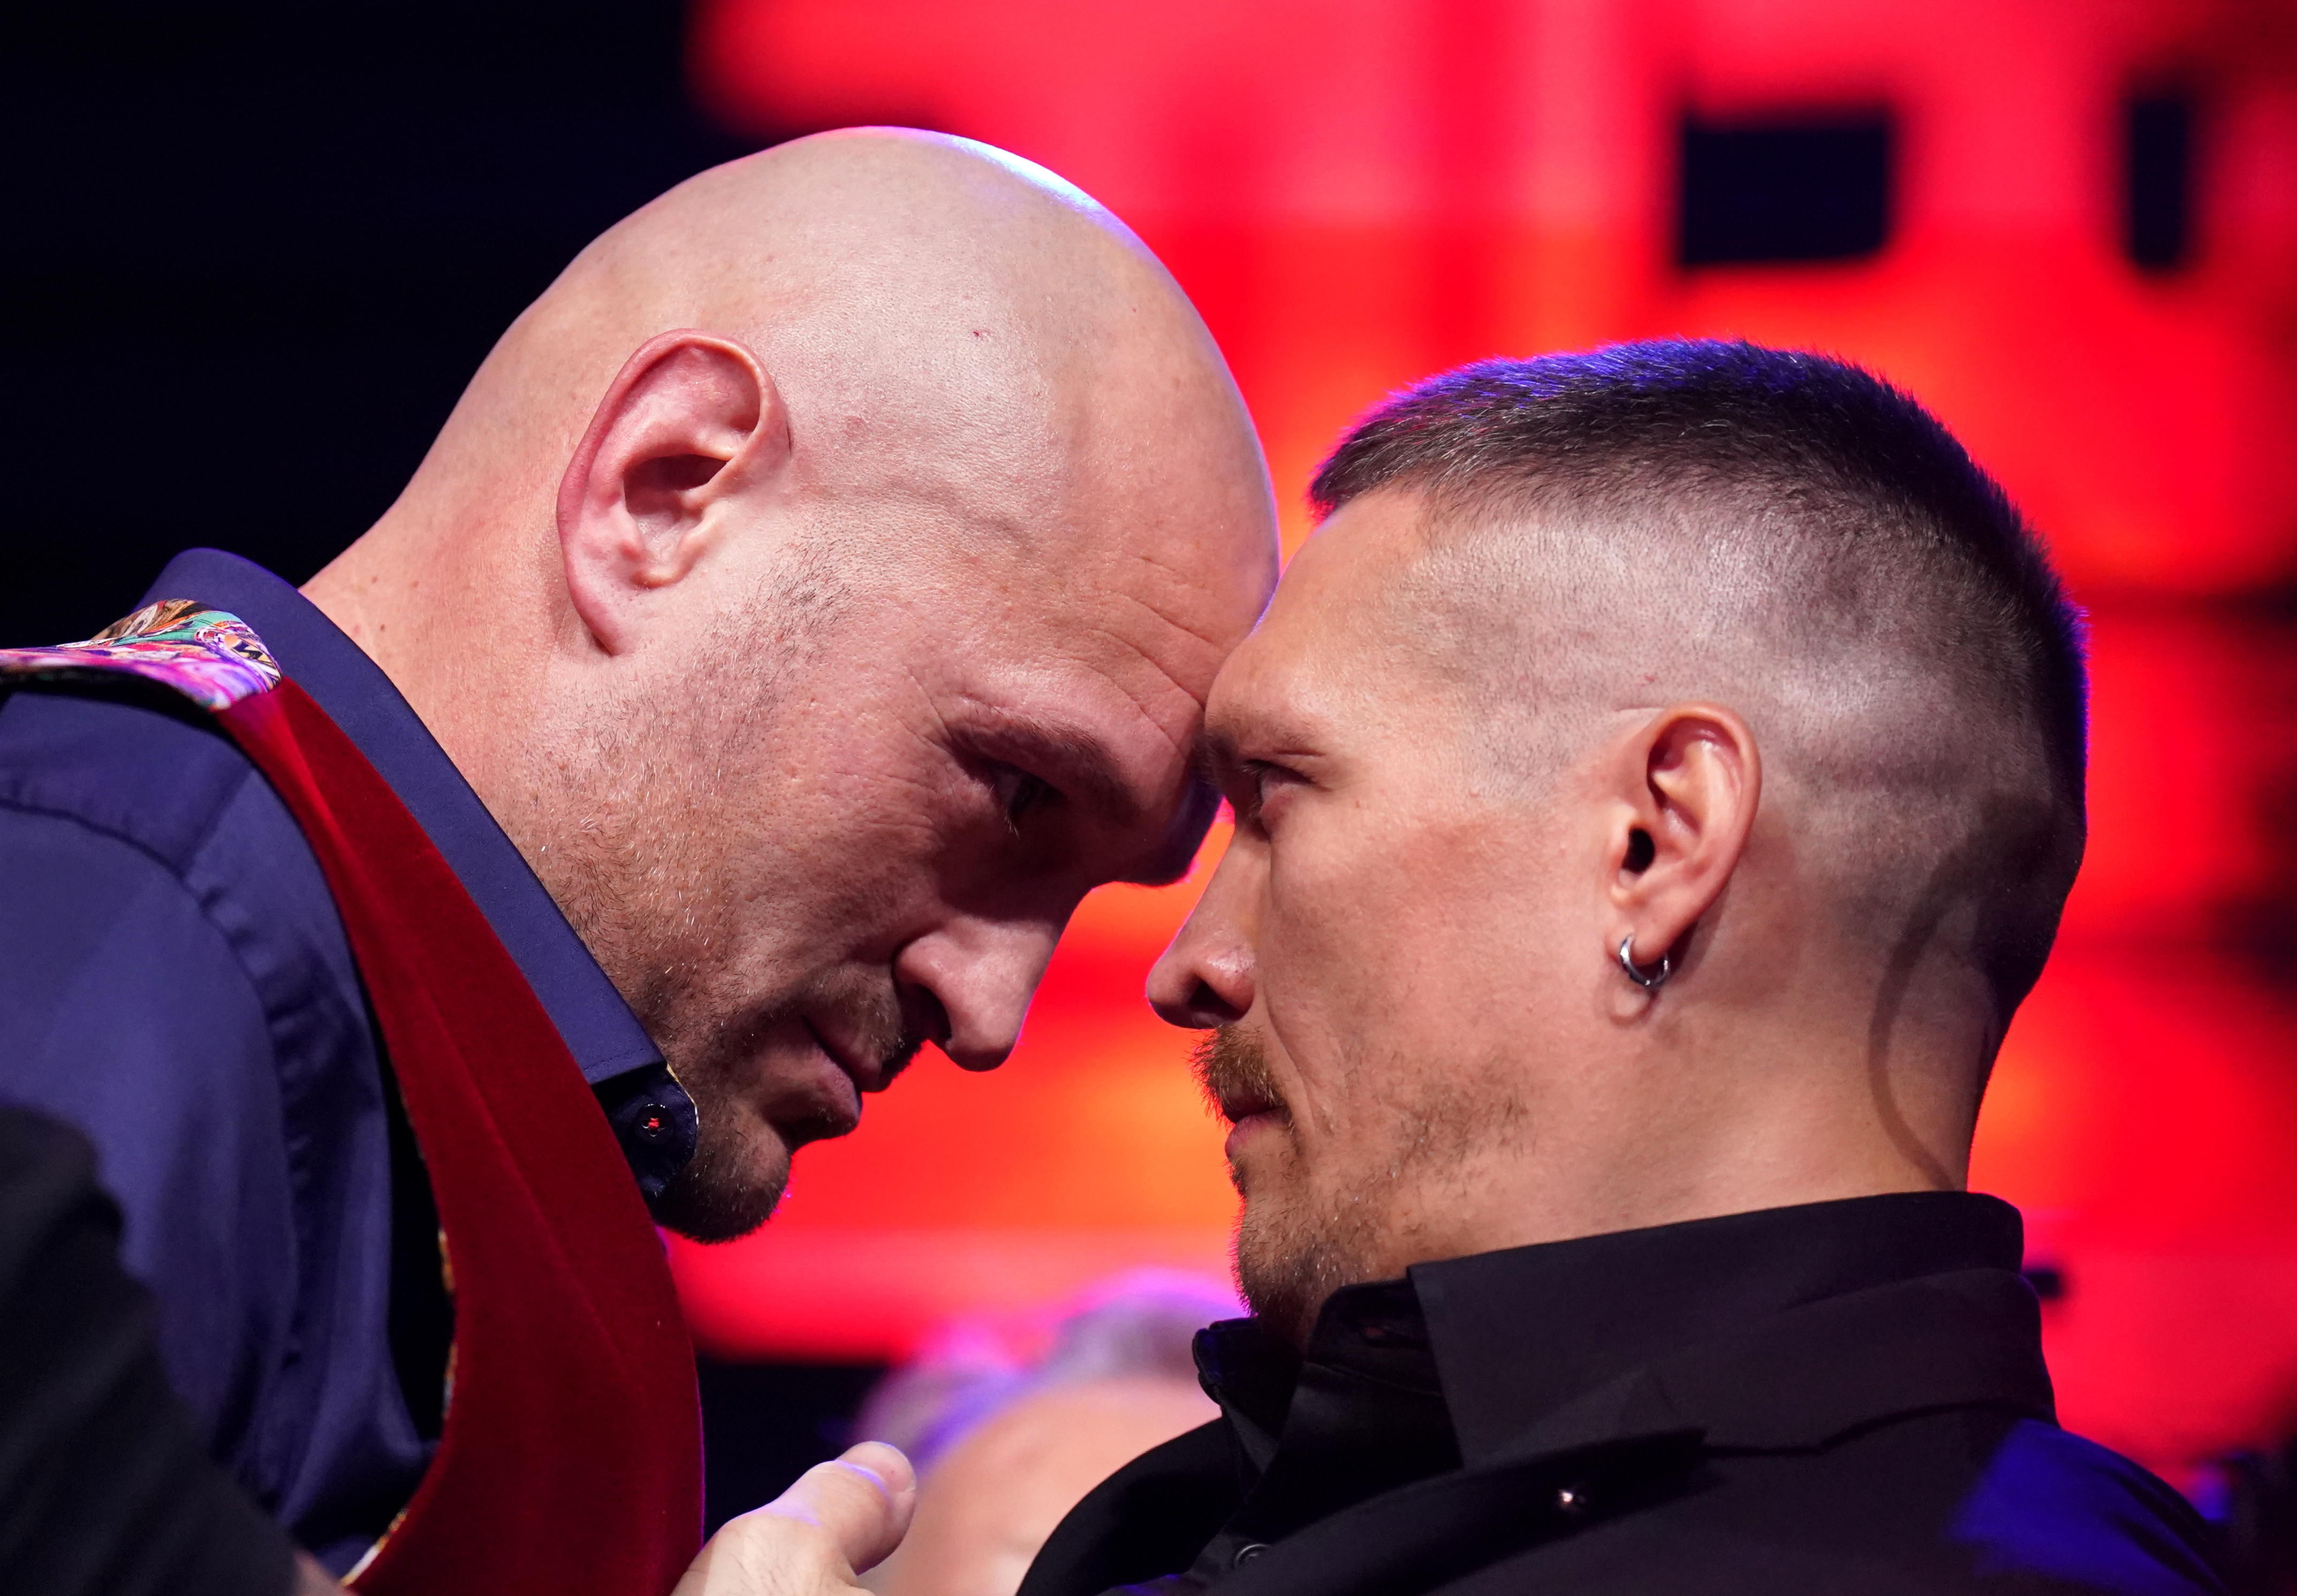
<box><xmin>1045</xmin><ymin>514</ymin><xmax>1273</xmax><ymax>709</ymax></box>
<box><xmin>1116</xmin><ymin>546</ymin><xmax>1270</xmax><ymax>660</ymax></box>
<box><xmin>1091</xmin><ymin>584</ymin><xmax>1240</xmax><ymax>707</ymax></box>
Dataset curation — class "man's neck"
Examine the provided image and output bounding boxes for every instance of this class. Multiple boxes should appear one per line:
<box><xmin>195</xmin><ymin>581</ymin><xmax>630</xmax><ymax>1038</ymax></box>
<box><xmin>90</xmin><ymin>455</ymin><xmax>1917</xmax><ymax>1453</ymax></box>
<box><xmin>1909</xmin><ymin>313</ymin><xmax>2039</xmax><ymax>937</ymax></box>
<box><xmin>303</xmin><ymin>514</ymin><xmax>550</xmax><ymax>841</ymax></box>
<box><xmin>303</xmin><ymin>522</ymin><xmax>433</xmax><ymax>694</ymax></box>
<box><xmin>1375</xmin><ymin>1065</ymin><xmax>1970</xmax><ymax>1276</ymax></box>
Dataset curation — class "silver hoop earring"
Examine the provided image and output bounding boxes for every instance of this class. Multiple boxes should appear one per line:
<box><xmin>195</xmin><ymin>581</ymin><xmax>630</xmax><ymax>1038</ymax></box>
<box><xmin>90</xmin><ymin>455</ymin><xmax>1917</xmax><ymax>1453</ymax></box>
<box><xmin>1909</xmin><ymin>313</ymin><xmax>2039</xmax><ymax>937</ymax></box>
<box><xmin>1616</xmin><ymin>934</ymin><xmax>1671</xmax><ymax>990</ymax></box>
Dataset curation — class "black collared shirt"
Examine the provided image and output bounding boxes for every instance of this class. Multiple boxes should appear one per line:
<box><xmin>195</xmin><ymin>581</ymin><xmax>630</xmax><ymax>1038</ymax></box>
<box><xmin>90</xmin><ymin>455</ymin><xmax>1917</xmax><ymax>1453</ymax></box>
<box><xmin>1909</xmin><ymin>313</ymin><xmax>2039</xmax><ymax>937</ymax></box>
<box><xmin>1024</xmin><ymin>1193</ymin><xmax>2228</xmax><ymax>1596</ymax></box>
<box><xmin>0</xmin><ymin>1107</ymin><xmax>301</xmax><ymax>1595</ymax></box>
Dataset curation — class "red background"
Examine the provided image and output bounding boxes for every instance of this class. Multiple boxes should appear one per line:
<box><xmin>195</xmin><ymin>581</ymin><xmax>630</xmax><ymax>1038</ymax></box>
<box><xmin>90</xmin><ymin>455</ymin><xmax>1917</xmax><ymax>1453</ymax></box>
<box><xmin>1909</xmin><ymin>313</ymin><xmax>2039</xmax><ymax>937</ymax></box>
<box><xmin>673</xmin><ymin>0</ymin><xmax>2297</xmax><ymax>1481</ymax></box>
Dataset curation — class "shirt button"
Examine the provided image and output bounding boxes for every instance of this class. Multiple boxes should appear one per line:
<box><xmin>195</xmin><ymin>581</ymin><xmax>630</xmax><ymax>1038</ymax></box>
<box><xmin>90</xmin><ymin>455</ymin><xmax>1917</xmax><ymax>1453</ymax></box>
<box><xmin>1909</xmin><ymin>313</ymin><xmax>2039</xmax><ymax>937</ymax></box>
<box><xmin>1232</xmin><ymin>1542</ymin><xmax>1269</xmax><ymax>1568</ymax></box>
<box><xmin>1555</xmin><ymin>1484</ymin><xmax>1590</xmax><ymax>1516</ymax></box>
<box><xmin>633</xmin><ymin>1104</ymin><xmax>668</xmax><ymax>1142</ymax></box>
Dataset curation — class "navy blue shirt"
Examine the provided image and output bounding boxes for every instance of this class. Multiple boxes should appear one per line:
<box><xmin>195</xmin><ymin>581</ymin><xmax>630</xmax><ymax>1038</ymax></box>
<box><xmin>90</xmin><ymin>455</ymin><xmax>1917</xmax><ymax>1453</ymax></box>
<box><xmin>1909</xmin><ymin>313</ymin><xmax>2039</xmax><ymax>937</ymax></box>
<box><xmin>0</xmin><ymin>550</ymin><xmax>698</xmax><ymax>1572</ymax></box>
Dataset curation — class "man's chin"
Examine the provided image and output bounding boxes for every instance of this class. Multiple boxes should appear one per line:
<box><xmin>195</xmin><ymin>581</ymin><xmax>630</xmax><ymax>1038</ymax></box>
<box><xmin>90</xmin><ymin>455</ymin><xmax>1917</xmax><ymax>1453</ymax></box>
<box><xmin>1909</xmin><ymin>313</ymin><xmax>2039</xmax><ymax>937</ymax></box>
<box><xmin>1233</xmin><ymin>1188</ymin><xmax>1376</xmax><ymax>1350</ymax></box>
<box><xmin>649</xmin><ymin>1125</ymin><xmax>793</xmax><ymax>1243</ymax></box>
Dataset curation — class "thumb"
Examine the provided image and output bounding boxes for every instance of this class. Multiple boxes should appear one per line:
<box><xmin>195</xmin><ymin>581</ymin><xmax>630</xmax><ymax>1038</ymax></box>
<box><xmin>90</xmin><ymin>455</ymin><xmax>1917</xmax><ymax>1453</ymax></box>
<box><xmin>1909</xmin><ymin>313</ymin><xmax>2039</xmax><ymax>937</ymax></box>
<box><xmin>765</xmin><ymin>1441</ymin><xmax>918</xmax><ymax>1576</ymax></box>
<box><xmin>672</xmin><ymin>1442</ymin><xmax>919</xmax><ymax>1596</ymax></box>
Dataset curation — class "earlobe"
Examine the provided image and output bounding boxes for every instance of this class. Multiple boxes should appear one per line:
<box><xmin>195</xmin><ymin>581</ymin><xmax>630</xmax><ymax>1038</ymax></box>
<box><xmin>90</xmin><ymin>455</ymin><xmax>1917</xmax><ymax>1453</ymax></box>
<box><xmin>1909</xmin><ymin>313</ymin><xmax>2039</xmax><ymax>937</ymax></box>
<box><xmin>556</xmin><ymin>330</ymin><xmax>792</xmax><ymax>653</ymax></box>
<box><xmin>1606</xmin><ymin>704</ymin><xmax>1762</xmax><ymax>986</ymax></box>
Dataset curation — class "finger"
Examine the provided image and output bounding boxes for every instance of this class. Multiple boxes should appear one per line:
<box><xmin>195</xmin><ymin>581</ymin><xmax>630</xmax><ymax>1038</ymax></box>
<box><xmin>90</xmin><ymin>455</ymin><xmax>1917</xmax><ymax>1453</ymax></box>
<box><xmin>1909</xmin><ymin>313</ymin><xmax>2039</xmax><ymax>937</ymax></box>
<box><xmin>293</xmin><ymin>1553</ymin><xmax>346</xmax><ymax>1594</ymax></box>
<box><xmin>670</xmin><ymin>1443</ymin><xmax>918</xmax><ymax>1595</ymax></box>
<box><xmin>764</xmin><ymin>1441</ymin><xmax>918</xmax><ymax>1576</ymax></box>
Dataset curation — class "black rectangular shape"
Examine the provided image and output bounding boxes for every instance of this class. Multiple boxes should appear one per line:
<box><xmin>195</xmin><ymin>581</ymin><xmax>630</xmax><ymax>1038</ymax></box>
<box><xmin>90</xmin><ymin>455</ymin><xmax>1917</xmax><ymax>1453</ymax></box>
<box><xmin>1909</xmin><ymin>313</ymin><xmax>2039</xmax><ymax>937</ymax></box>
<box><xmin>1678</xmin><ymin>113</ymin><xmax>1893</xmax><ymax>267</ymax></box>
<box><xmin>699</xmin><ymin>1357</ymin><xmax>887</xmax><ymax>1532</ymax></box>
<box><xmin>2126</xmin><ymin>93</ymin><xmax>2194</xmax><ymax>271</ymax></box>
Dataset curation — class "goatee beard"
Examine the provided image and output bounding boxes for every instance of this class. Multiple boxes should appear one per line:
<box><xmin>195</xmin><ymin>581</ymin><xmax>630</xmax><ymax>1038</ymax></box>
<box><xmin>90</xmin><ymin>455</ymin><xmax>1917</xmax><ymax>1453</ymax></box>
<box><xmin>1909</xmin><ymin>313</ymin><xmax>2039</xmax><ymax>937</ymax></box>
<box><xmin>1192</xmin><ymin>1027</ymin><xmax>1378</xmax><ymax>1349</ymax></box>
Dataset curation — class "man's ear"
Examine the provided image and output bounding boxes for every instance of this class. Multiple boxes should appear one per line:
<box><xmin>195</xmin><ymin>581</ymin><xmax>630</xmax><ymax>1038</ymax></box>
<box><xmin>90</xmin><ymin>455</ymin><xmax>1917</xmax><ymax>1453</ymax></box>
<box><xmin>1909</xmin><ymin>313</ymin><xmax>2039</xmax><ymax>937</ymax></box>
<box><xmin>556</xmin><ymin>330</ymin><xmax>791</xmax><ymax>653</ymax></box>
<box><xmin>1603</xmin><ymin>703</ymin><xmax>1762</xmax><ymax>983</ymax></box>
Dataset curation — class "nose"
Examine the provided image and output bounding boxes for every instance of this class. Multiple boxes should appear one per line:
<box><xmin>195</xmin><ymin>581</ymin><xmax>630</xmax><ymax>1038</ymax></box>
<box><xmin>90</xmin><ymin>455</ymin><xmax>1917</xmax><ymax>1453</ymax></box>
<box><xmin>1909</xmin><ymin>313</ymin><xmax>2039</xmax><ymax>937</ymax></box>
<box><xmin>893</xmin><ymin>916</ymin><xmax>1065</xmax><ymax>1071</ymax></box>
<box><xmin>1147</xmin><ymin>846</ymin><xmax>1257</xmax><ymax>1028</ymax></box>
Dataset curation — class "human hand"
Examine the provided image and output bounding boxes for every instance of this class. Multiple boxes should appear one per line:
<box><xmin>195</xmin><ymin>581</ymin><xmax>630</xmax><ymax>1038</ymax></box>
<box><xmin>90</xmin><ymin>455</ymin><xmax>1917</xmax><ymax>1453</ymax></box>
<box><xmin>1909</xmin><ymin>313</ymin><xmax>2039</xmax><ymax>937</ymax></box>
<box><xmin>671</xmin><ymin>1442</ymin><xmax>918</xmax><ymax>1596</ymax></box>
<box><xmin>285</xmin><ymin>1443</ymin><xmax>915</xmax><ymax>1595</ymax></box>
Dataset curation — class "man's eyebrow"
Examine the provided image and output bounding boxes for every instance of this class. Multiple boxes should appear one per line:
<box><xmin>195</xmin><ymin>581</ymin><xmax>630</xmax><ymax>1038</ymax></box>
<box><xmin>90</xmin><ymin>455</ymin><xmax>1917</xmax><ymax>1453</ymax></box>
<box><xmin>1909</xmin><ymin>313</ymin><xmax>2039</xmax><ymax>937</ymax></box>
<box><xmin>969</xmin><ymin>713</ymin><xmax>1139</xmax><ymax>820</ymax></box>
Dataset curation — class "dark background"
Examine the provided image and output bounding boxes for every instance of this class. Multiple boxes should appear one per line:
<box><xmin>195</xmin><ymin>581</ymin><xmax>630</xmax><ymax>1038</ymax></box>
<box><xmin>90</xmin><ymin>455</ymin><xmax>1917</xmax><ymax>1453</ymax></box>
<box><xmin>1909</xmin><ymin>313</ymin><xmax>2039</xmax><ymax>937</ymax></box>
<box><xmin>2</xmin><ymin>0</ymin><xmax>752</xmax><ymax>646</ymax></box>
<box><xmin>700</xmin><ymin>1359</ymin><xmax>884</xmax><ymax>1530</ymax></box>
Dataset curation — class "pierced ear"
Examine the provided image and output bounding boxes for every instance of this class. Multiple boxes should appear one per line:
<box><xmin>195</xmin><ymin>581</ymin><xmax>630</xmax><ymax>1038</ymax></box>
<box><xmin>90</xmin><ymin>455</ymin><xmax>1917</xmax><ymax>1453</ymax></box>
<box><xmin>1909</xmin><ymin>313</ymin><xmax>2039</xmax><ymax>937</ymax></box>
<box><xmin>1605</xmin><ymin>703</ymin><xmax>1762</xmax><ymax>980</ymax></box>
<box><xmin>556</xmin><ymin>330</ymin><xmax>791</xmax><ymax>653</ymax></box>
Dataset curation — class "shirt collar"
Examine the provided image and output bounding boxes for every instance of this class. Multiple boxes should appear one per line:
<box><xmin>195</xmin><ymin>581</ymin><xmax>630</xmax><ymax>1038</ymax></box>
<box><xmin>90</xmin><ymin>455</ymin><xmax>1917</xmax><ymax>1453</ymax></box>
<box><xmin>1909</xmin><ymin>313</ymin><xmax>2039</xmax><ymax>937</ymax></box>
<box><xmin>140</xmin><ymin>549</ymin><xmax>666</xmax><ymax>1088</ymax></box>
<box><xmin>1407</xmin><ymin>1190</ymin><xmax>2046</xmax><ymax>1464</ymax></box>
<box><xmin>1196</xmin><ymin>1191</ymin><xmax>2047</xmax><ymax>1479</ymax></box>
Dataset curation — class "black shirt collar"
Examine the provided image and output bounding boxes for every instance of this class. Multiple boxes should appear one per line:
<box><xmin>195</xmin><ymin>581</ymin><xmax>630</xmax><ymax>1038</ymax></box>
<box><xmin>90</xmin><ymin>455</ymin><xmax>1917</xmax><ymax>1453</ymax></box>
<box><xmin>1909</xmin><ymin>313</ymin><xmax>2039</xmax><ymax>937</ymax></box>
<box><xmin>1411</xmin><ymin>1190</ymin><xmax>2035</xmax><ymax>1462</ymax></box>
<box><xmin>1187</xmin><ymin>1191</ymin><xmax>2050</xmax><ymax>1562</ymax></box>
<box><xmin>138</xmin><ymin>549</ymin><xmax>697</xmax><ymax>1194</ymax></box>
<box><xmin>1194</xmin><ymin>1282</ymin><xmax>1459</xmax><ymax>1559</ymax></box>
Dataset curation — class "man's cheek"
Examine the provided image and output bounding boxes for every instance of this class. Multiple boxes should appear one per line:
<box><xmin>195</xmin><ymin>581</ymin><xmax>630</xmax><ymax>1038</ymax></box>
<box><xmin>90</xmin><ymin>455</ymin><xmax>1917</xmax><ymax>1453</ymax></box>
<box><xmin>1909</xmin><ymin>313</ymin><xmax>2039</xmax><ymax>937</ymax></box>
<box><xmin>1265</xmin><ymin>918</ymin><xmax>1406</xmax><ymax>1050</ymax></box>
<box><xmin>1262</xmin><ymin>883</ymin><xmax>1391</xmax><ymax>1013</ymax></box>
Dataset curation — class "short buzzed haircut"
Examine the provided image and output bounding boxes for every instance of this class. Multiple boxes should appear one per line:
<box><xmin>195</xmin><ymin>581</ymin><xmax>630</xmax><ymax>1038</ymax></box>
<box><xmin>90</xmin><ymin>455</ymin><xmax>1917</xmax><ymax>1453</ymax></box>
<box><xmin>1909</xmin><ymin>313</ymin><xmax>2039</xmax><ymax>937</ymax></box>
<box><xmin>1311</xmin><ymin>340</ymin><xmax>2087</xmax><ymax>1022</ymax></box>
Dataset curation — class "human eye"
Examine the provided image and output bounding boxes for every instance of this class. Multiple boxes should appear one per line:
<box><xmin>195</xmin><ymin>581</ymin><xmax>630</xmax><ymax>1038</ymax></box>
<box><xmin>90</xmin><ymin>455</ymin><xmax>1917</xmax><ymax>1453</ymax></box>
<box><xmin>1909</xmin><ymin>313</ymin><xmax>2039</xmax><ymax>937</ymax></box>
<box><xmin>1235</xmin><ymin>761</ymin><xmax>1299</xmax><ymax>831</ymax></box>
<box><xmin>988</xmin><ymin>762</ymin><xmax>1053</xmax><ymax>836</ymax></box>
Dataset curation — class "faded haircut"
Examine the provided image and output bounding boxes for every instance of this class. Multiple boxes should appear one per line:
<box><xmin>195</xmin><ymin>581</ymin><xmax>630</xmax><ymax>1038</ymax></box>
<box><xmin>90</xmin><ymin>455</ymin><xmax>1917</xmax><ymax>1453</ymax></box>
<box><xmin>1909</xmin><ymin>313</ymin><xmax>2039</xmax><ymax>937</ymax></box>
<box><xmin>1309</xmin><ymin>340</ymin><xmax>2088</xmax><ymax>1020</ymax></box>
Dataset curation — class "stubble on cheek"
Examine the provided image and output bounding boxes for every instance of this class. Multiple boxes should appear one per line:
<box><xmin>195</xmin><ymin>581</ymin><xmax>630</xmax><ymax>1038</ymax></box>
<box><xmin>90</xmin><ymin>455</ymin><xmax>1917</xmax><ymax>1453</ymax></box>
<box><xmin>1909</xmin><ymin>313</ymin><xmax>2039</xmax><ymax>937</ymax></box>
<box><xmin>1194</xmin><ymin>1024</ymin><xmax>1532</xmax><ymax>1348</ymax></box>
<box><xmin>650</xmin><ymin>1095</ymin><xmax>794</xmax><ymax>1242</ymax></box>
<box><xmin>1232</xmin><ymin>1143</ymin><xmax>1404</xmax><ymax>1348</ymax></box>
<box><xmin>653</xmin><ymin>978</ymin><xmax>918</xmax><ymax>1243</ymax></box>
<box><xmin>1194</xmin><ymin>1026</ymin><xmax>1381</xmax><ymax>1347</ymax></box>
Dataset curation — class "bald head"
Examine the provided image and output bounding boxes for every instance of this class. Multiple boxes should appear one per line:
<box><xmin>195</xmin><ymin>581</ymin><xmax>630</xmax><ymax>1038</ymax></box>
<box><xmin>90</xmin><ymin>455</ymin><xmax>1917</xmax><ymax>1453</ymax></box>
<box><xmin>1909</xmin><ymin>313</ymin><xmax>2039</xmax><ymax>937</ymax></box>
<box><xmin>389</xmin><ymin>130</ymin><xmax>1260</xmax><ymax>577</ymax></box>
<box><xmin>309</xmin><ymin>130</ymin><xmax>1276</xmax><ymax>1240</ymax></box>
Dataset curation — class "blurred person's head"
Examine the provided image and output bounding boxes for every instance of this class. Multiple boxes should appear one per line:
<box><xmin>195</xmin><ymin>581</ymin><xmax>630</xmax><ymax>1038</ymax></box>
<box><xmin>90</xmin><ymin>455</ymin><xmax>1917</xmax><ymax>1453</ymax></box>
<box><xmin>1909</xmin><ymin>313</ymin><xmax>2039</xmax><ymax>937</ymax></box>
<box><xmin>1150</xmin><ymin>340</ymin><xmax>2087</xmax><ymax>1347</ymax></box>
<box><xmin>305</xmin><ymin>132</ymin><xmax>1279</xmax><ymax>1241</ymax></box>
<box><xmin>856</xmin><ymin>1272</ymin><xmax>1234</xmax><ymax>1596</ymax></box>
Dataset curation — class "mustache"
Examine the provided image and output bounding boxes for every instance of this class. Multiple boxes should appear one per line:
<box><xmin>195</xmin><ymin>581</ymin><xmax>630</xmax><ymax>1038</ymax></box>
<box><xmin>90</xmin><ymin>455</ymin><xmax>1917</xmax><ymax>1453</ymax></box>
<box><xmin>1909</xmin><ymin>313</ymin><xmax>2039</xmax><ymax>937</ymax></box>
<box><xmin>1191</xmin><ymin>1026</ymin><xmax>1289</xmax><ymax>1123</ymax></box>
<box><xmin>878</xmin><ymin>1029</ymin><xmax>928</xmax><ymax>1084</ymax></box>
<box><xmin>829</xmin><ymin>989</ymin><xmax>931</xmax><ymax>1086</ymax></box>
<box><xmin>724</xmin><ymin>972</ymin><xmax>929</xmax><ymax>1088</ymax></box>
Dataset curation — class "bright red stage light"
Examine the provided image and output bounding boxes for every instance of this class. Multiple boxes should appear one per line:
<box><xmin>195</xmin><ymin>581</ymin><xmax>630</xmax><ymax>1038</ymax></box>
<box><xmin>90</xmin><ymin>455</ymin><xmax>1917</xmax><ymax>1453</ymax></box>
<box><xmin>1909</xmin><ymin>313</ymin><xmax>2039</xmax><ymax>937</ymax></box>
<box><xmin>681</xmin><ymin>0</ymin><xmax>2297</xmax><ymax>1474</ymax></box>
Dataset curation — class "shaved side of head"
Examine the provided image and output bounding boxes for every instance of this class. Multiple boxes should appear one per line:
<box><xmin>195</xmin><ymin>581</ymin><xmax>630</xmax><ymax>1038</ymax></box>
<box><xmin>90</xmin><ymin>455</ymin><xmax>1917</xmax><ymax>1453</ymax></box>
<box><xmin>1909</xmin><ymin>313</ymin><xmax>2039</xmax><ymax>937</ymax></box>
<box><xmin>1310</xmin><ymin>342</ymin><xmax>2087</xmax><ymax>1035</ymax></box>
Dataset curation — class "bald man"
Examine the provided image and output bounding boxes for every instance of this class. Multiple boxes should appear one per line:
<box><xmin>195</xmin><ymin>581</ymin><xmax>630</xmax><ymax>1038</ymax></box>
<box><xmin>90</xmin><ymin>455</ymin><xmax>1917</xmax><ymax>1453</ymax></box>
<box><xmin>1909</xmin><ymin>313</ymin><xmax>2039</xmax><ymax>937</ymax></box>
<box><xmin>0</xmin><ymin>130</ymin><xmax>1275</xmax><ymax>1589</ymax></box>
<box><xmin>1022</xmin><ymin>344</ymin><xmax>2225</xmax><ymax>1595</ymax></box>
